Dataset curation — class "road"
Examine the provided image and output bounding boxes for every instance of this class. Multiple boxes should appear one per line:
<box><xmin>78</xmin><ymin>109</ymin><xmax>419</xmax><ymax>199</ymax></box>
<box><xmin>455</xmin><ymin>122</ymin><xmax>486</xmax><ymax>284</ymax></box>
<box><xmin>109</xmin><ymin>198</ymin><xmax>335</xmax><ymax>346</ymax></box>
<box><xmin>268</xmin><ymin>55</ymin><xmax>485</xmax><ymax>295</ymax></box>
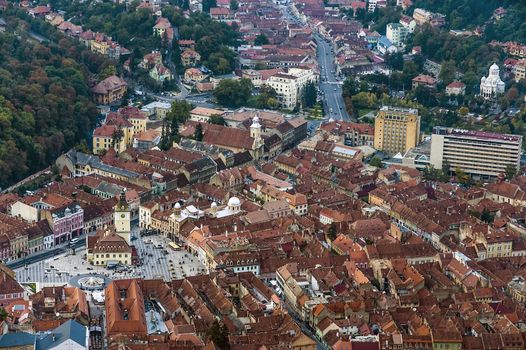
<box><xmin>283</xmin><ymin>6</ymin><xmax>351</xmax><ymax>122</ymax></box>
<box><xmin>150</xmin><ymin>91</ymin><xmax>217</xmax><ymax>108</ymax></box>
<box><xmin>314</xmin><ymin>34</ymin><xmax>351</xmax><ymax>121</ymax></box>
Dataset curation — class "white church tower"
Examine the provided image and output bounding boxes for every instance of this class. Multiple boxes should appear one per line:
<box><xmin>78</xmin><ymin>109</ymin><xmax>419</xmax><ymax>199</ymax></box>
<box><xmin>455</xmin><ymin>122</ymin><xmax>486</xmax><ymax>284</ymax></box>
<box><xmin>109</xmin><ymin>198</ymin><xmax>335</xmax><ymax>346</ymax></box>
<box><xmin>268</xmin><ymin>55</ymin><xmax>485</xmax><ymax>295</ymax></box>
<box><xmin>114</xmin><ymin>188</ymin><xmax>131</xmax><ymax>244</ymax></box>
<box><xmin>480</xmin><ymin>63</ymin><xmax>505</xmax><ymax>99</ymax></box>
<box><xmin>250</xmin><ymin>114</ymin><xmax>264</xmax><ymax>159</ymax></box>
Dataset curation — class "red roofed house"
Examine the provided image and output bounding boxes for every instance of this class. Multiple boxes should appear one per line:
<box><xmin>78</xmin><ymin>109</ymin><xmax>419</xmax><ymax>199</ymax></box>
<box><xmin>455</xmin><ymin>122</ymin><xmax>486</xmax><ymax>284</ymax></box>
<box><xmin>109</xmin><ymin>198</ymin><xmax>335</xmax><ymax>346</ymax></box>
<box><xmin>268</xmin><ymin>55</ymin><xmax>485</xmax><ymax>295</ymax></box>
<box><xmin>0</xmin><ymin>265</ymin><xmax>24</xmax><ymax>307</ymax></box>
<box><xmin>210</xmin><ymin>7</ymin><xmax>231</xmax><ymax>20</ymax></box>
<box><xmin>181</xmin><ymin>49</ymin><xmax>201</xmax><ymax>67</ymax></box>
<box><xmin>445</xmin><ymin>81</ymin><xmax>466</xmax><ymax>96</ymax></box>
<box><xmin>29</xmin><ymin>5</ymin><xmax>51</xmax><ymax>17</ymax></box>
<box><xmin>184</xmin><ymin>68</ymin><xmax>207</xmax><ymax>84</ymax></box>
<box><xmin>91</xmin><ymin>75</ymin><xmax>128</xmax><ymax>105</ymax></box>
<box><xmin>412</xmin><ymin>74</ymin><xmax>437</xmax><ymax>89</ymax></box>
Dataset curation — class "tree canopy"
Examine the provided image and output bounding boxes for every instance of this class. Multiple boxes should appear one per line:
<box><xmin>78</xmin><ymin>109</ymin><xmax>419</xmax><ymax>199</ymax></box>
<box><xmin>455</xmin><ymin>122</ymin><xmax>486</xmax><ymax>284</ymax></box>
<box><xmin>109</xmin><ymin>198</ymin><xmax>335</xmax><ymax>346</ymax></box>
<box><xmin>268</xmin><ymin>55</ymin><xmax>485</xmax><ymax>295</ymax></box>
<box><xmin>0</xmin><ymin>20</ymin><xmax>99</xmax><ymax>188</ymax></box>
<box><xmin>213</xmin><ymin>79</ymin><xmax>253</xmax><ymax>108</ymax></box>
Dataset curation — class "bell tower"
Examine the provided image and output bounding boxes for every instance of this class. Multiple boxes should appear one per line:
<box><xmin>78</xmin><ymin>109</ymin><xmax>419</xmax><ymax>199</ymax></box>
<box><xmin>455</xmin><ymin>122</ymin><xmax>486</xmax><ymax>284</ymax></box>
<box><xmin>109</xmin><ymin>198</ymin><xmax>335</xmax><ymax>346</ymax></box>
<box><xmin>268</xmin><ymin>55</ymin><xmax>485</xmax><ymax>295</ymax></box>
<box><xmin>114</xmin><ymin>188</ymin><xmax>131</xmax><ymax>244</ymax></box>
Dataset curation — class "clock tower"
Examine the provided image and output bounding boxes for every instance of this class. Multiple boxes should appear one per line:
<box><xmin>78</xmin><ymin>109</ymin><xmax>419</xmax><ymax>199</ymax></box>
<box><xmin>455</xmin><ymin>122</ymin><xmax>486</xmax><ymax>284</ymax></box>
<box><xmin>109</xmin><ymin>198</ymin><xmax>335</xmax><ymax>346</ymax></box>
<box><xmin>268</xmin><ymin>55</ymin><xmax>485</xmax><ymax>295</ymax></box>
<box><xmin>114</xmin><ymin>188</ymin><xmax>131</xmax><ymax>244</ymax></box>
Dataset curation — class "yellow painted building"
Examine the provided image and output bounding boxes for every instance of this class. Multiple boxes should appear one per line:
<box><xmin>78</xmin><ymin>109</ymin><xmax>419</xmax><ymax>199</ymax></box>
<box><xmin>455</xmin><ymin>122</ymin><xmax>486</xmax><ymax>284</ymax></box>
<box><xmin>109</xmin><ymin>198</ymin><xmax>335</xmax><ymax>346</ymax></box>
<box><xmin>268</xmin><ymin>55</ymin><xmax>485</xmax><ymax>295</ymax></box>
<box><xmin>374</xmin><ymin>106</ymin><xmax>420</xmax><ymax>155</ymax></box>
<box><xmin>485</xmin><ymin>233</ymin><xmax>513</xmax><ymax>258</ymax></box>
<box><xmin>90</xmin><ymin>39</ymin><xmax>109</xmax><ymax>56</ymax></box>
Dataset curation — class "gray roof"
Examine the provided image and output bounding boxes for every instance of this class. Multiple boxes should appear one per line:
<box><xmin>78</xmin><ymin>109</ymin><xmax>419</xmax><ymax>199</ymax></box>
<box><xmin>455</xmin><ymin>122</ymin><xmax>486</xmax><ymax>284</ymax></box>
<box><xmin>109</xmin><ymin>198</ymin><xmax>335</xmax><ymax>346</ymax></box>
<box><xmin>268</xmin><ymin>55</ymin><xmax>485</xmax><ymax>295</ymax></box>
<box><xmin>65</xmin><ymin>149</ymin><xmax>139</xmax><ymax>179</ymax></box>
<box><xmin>184</xmin><ymin>156</ymin><xmax>217</xmax><ymax>173</ymax></box>
<box><xmin>95</xmin><ymin>181</ymin><xmax>122</xmax><ymax>195</ymax></box>
<box><xmin>36</xmin><ymin>320</ymin><xmax>87</xmax><ymax>350</ymax></box>
<box><xmin>179</xmin><ymin>138</ymin><xmax>234</xmax><ymax>158</ymax></box>
<box><xmin>0</xmin><ymin>332</ymin><xmax>36</xmax><ymax>348</ymax></box>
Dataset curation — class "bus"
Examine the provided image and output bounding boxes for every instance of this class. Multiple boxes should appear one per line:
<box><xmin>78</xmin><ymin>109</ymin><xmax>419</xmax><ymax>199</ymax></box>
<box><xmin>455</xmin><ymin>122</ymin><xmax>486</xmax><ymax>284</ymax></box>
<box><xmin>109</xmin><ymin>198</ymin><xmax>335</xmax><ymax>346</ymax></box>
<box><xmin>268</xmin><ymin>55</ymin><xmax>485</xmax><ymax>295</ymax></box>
<box><xmin>168</xmin><ymin>242</ymin><xmax>181</xmax><ymax>251</ymax></box>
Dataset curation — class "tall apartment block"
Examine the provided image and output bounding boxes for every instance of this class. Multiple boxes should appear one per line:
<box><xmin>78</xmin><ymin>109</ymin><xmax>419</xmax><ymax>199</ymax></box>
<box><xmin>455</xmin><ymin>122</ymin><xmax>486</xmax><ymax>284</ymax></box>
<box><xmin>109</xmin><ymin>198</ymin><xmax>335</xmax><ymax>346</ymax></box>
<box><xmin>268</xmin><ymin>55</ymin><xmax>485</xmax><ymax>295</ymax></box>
<box><xmin>374</xmin><ymin>106</ymin><xmax>421</xmax><ymax>155</ymax></box>
<box><xmin>430</xmin><ymin>127</ymin><xmax>523</xmax><ymax>179</ymax></box>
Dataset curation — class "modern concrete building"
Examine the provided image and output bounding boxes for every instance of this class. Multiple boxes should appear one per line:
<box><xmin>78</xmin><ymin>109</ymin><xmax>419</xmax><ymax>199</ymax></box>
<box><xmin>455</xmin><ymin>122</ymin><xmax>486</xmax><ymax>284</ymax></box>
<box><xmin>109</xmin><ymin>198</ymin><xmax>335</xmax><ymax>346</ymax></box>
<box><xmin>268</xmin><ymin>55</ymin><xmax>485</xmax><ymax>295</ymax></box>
<box><xmin>430</xmin><ymin>127</ymin><xmax>523</xmax><ymax>179</ymax></box>
<box><xmin>373</xmin><ymin>106</ymin><xmax>420</xmax><ymax>155</ymax></box>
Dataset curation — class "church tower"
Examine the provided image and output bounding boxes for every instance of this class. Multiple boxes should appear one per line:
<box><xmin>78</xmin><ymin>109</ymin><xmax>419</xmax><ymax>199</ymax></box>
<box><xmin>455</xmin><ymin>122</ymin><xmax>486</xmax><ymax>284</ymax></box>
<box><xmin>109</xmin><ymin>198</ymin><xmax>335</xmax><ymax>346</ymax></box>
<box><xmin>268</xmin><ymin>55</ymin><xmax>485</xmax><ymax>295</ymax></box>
<box><xmin>250</xmin><ymin>114</ymin><xmax>263</xmax><ymax>158</ymax></box>
<box><xmin>114</xmin><ymin>188</ymin><xmax>131</xmax><ymax>244</ymax></box>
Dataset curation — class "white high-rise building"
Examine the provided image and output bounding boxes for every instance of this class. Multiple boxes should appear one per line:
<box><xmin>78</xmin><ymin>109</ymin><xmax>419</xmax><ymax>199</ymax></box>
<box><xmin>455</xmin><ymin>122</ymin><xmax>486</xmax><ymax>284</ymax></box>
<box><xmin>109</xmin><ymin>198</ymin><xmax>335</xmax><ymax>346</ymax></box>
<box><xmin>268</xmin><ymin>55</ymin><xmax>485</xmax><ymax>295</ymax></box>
<box><xmin>480</xmin><ymin>63</ymin><xmax>505</xmax><ymax>99</ymax></box>
<box><xmin>430</xmin><ymin>127</ymin><xmax>522</xmax><ymax>180</ymax></box>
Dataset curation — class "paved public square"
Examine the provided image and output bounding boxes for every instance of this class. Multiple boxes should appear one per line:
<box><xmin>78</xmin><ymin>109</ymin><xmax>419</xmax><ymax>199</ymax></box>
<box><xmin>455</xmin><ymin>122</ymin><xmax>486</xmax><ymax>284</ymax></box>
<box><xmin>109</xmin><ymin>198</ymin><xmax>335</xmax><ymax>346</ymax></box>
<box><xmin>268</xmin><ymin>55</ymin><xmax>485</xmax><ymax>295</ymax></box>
<box><xmin>14</xmin><ymin>226</ymin><xmax>205</xmax><ymax>286</ymax></box>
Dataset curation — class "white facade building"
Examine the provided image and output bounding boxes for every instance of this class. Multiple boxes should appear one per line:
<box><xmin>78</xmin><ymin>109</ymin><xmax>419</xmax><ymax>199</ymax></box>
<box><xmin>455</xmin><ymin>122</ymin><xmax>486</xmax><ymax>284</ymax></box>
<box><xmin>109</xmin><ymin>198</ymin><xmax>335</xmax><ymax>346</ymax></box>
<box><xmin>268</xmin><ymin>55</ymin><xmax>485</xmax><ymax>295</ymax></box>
<box><xmin>480</xmin><ymin>63</ymin><xmax>505</xmax><ymax>99</ymax></box>
<box><xmin>266</xmin><ymin>68</ymin><xmax>316</xmax><ymax>109</ymax></box>
<box><xmin>430</xmin><ymin>126</ymin><xmax>522</xmax><ymax>180</ymax></box>
<box><xmin>386</xmin><ymin>23</ymin><xmax>409</xmax><ymax>48</ymax></box>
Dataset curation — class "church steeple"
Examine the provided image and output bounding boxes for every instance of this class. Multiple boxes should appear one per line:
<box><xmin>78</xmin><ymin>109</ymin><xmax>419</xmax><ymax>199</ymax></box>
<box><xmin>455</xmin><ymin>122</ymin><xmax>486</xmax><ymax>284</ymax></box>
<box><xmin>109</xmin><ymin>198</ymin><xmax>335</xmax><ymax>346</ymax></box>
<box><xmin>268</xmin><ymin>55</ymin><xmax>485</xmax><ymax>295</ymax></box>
<box><xmin>114</xmin><ymin>188</ymin><xmax>131</xmax><ymax>244</ymax></box>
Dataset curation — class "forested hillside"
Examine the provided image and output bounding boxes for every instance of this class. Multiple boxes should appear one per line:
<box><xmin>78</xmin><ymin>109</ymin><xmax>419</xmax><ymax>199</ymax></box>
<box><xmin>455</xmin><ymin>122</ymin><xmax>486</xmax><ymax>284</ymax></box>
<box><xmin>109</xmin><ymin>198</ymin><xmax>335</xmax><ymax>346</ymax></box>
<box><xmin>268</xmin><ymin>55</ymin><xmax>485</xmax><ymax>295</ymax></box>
<box><xmin>411</xmin><ymin>0</ymin><xmax>526</xmax><ymax>43</ymax></box>
<box><xmin>45</xmin><ymin>0</ymin><xmax>239</xmax><ymax>74</ymax></box>
<box><xmin>0</xmin><ymin>14</ymin><xmax>100</xmax><ymax>188</ymax></box>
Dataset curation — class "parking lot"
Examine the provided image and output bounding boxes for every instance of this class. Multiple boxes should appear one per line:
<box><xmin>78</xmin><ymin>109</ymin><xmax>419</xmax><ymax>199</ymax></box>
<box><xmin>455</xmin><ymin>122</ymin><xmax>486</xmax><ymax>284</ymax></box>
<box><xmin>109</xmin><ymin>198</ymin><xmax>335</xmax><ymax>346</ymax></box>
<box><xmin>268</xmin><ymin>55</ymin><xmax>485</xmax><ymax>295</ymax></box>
<box><xmin>14</xmin><ymin>226</ymin><xmax>205</xmax><ymax>285</ymax></box>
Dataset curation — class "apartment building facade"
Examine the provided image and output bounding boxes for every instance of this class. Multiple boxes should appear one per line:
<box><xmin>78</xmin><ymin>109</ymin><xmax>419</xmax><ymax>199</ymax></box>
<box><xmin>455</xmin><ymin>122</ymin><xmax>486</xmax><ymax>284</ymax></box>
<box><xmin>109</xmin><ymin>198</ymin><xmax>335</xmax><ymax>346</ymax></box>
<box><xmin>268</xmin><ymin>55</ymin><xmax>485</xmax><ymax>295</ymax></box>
<box><xmin>430</xmin><ymin>127</ymin><xmax>523</xmax><ymax>180</ymax></box>
<box><xmin>386</xmin><ymin>23</ymin><xmax>409</xmax><ymax>47</ymax></box>
<box><xmin>373</xmin><ymin>106</ymin><xmax>420</xmax><ymax>155</ymax></box>
<box><xmin>266</xmin><ymin>68</ymin><xmax>316</xmax><ymax>109</ymax></box>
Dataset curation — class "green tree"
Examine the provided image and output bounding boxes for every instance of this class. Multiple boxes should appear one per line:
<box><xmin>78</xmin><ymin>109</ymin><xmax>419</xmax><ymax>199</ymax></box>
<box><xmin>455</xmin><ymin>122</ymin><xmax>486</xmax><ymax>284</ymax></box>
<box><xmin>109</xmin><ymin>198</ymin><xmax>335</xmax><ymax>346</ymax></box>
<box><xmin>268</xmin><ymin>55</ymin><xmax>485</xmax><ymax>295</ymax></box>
<box><xmin>441</xmin><ymin>160</ymin><xmax>451</xmax><ymax>180</ymax></box>
<box><xmin>170</xmin><ymin>116</ymin><xmax>180</xmax><ymax>144</ymax></box>
<box><xmin>422</xmin><ymin>165</ymin><xmax>443</xmax><ymax>181</ymax></box>
<box><xmin>159</xmin><ymin>121</ymin><xmax>171</xmax><ymax>151</ymax></box>
<box><xmin>327</xmin><ymin>223</ymin><xmax>337</xmax><ymax>241</ymax></box>
<box><xmin>213</xmin><ymin>79</ymin><xmax>253</xmax><ymax>107</ymax></box>
<box><xmin>454</xmin><ymin>167</ymin><xmax>470</xmax><ymax>186</ymax></box>
<box><xmin>480</xmin><ymin>208</ymin><xmax>494</xmax><ymax>223</ymax></box>
<box><xmin>385</xmin><ymin>52</ymin><xmax>404</xmax><ymax>71</ymax></box>
<box><xmin>99</xmin><ymin>65</ymin><xmax>117</xmax><ymax>80</ymax></box>
<box><xmin>369</xmin><ymin>157</ymin><xmax>383</xmax><ymax>168</ymax></box>
<box><xmin>254</xmin><ymin>34</ymin><xmax>269</xmax><ymax>46</ymax></box>
<box><xmin>248</xmin><ymin>85</ymin><xmax>278</xmax><ymax>109</ymax></box>
<box><xmin>230</xmin><ymin>0</ymin><xmax>238</xmax><ymax>10</ymax></box>
<box><xmin>194</xmin><ymin>123</ymin><xmax>204</xmax><ymax>141</ymax></box>
<box><xmin>167</xmin><ymin>100</ymin><xmax>192</xmax><ymax>123</ymax></box>
<box><xmin>301</xmin><ymin>81</ymin><xmax>317</xmax><ymax>109</ymax></box>
<box><xmin>111</xmin><ymin>128</ymin><xmax>124</xmax><ymax>149</ymax></box>
<box><xmin>208</xmin><ymin>114</ymin><xmax>227</xmax><ymax>125</ymax></box>
<box><xmin>202</xmin><ymin>0</ymin><xmax>217</xmax><ymax>12</ymax></box>
<box><xmin>439</xmin><ymin>60</ymin><xmax>457</xmax><ymax>86</ymax></box>
<box><xmin>75</xmin><ymin>140</ymin><xmax>90</xmax><ymax>154</ymax></box>
<box><xmin>342</xmin><ymin>77</ymin><xmax>359</xmax><ymax>97</ymax></box>
<box><xmin>505</xmin><ymin>163</ymin><xmax>518</xmax><ymax>180</ymax></box>
<box><xmin>206</xmin><ymin>320</ymin><xmax>230</xmax><ymax>350</ymax></box>
<box><xmin>0</xmin><ymin>307</ymin><xmax>7</xmax><ymax>321</ymax></box>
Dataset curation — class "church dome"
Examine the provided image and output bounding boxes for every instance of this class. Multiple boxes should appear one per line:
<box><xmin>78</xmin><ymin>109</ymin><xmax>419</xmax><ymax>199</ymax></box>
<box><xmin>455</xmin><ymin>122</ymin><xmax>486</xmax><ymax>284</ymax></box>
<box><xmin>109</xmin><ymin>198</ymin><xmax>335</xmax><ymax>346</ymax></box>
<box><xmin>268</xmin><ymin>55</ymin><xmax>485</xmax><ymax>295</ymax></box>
<box><xmin>211</xmin><ymin>201</ymin><xmax>217</xmax><ymax>208</ymax></box>
<box><xmin>174</xmin><ymin>202</ymin><xmax>181</xmax><ymax>209</ymax></box>
<box><xmin>228</xmin><ymin>197</ymin><xmax>241</xmax><ymax>208</ymax></box>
